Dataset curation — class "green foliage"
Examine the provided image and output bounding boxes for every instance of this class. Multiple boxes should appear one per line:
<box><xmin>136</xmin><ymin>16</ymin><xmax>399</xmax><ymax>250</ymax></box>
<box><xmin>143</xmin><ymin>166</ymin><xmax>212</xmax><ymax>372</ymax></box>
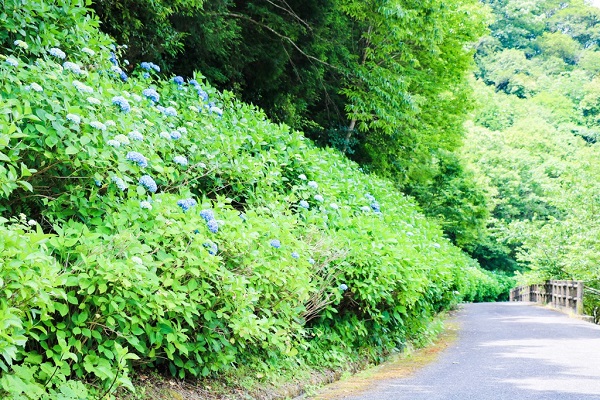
<box><xmin>0</xmin><ymin>2</ymin><xmax>504</xmax><ymax>397</ymax></box>
<box><xmin>469</xmin><ymin>0</ymin><xmax>600</xmax><ymax>284</ymax></box>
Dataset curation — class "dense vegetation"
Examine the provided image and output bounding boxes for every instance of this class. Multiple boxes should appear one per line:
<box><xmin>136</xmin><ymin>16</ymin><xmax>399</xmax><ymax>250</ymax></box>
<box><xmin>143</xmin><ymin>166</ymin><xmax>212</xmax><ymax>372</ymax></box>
<box><xmin>466</xmin><ymin>0</ymin><xmax>600</xmax><ymax>287</ymax></box>
<box><xmin>0</xmin><ymin>0</ymin><xmax>506</xmax><ymax>398</ymax></box>
<box><xmin>89</xmin><ymin>0</ymin><xmax>493</xmax><ymax>256</ymax></box>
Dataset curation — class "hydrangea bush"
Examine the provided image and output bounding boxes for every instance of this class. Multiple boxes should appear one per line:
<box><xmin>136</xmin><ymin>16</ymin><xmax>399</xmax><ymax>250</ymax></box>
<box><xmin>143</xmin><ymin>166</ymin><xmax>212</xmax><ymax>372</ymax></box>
<box><xmin>0</xmin><ymin>5</ymin><xmax>506</xmax><ymax>398</ymax></box>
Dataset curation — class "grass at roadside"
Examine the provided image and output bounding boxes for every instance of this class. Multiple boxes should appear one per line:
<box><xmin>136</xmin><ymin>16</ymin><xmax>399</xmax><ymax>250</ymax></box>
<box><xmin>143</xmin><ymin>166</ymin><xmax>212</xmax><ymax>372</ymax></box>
<box><xmin>126</xmin><ymin>309</ymin><xmax>461</xmax><ymax>400</ymax></box>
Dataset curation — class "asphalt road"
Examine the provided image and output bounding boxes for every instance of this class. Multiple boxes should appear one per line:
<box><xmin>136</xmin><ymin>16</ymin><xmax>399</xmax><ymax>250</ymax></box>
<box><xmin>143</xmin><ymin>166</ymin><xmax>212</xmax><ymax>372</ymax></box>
<box><xmin>345</xmin><ymin>302</ymin><xmax>600</xmax><ymax>400</ymax></box>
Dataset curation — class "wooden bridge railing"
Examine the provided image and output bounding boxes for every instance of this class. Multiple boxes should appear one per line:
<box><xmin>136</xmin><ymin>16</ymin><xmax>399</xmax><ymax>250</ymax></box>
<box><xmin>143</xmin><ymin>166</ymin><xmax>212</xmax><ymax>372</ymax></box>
<box><xmin>510</xmin><ymin>280</ymin><xmax>584</xmax><ymax>315</ymax></box>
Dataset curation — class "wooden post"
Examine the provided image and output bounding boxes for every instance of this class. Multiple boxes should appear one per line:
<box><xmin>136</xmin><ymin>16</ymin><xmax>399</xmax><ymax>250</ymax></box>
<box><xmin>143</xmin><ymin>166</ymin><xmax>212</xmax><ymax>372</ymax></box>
<box><xmin>577</xmin><ymin>281</ymin><xmax>584</xmax><ymax>315</ymax></box>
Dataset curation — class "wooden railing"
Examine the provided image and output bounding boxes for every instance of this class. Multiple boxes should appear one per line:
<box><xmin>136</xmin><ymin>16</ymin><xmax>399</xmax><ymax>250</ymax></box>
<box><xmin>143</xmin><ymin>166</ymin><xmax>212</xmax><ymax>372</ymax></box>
<box><xmin>510</xmin><ymin>280</ymin><xmax>584</xmax><ymax>315</ymax></box>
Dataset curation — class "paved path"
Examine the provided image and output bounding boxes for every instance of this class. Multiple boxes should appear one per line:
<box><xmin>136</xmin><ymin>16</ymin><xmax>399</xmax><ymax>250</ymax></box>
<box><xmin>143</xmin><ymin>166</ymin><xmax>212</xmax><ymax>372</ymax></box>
<box><xmin>344</xmin><ymin>302</ymin><xmax>600</xmax><ymax>400</ymax></box>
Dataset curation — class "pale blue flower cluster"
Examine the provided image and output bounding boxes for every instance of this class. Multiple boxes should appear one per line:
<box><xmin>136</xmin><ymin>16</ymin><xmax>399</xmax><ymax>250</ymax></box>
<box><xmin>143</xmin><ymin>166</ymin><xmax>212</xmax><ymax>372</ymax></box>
<box><xmin>14</xmin><ymin>40</ymin><xmax>28</xmax><ymax>49</ymax></box>
<box><xmin>209</xmin><ymin>106</ymin><xmax>223</xmax><ymax>117</ymax></box>
<box><xmin>73</xmin><ymin>80</ymin><xmax>94</xmax><ymax>93</ymax></box>
<box><xmin>173</xmin><ymin>76</ymin><xmax>184</xmax><ymax>85</ymax></box>
<box><xmin>270</xmin><ymin>239</ymin><xmax>281</xmax><ymax>249</ymax></box>
<box><xmin>128</xmin><ymin>131</ymin><xmax>143</xmax><ymax>141</ymax></box>
<box><xmin>177</xmin><ymin>198</ymin><xmax>197</xmax><ymax>212</ymax></box>
<box><xmin>139</xmin><ymin>175</ymin><xmax>157</xmax><ymax>193</ymax></box>
<box><xmin>112</xmin><ymin>176</ymin><xmax>127</xmax><ymax>191</ymax></box>
<box><xmin>112</xmin><ymin>96</ymin><xmax>131</xmax><ymax>113</ymax></box>
<box><xmin>291</xmin><ymin>251</ymin><xmax>300</xmax><ymax>259</ymax></box>
<box><xmin>163</xmin><ymin>106</ymin><xmax>177</xmax><ymax>117</ymax></box>
<box><xmin>298</xmin><ymin>174</ymin><xmax>307</xmax><ymax>180</ymax></box>
<box><xmin>63</xmin><ymin>61</ymin><xmax>83</xmax><ymax>74</ymax></box>
<box><xmin>299</xmin><ymin>200</ymin><xmax>309</xmax><ymax>209</ymax></box>
<box><xmin>107</xmin><ymin>139</ymin><xmax>121</xmax><ymax>147</ymax></box>
<box><xmin>111</xmin><ymin>65</ymin><xmax>128</xmax><ymax>81</ymax></box>
<box><xmin>203</xmin><ymin>241</ymin><xmax>218</xmax><ymax>255</ymax></box>
<box><xmin>170</xmin><ymin>130</ymin><xmax>182</xmax><ymax>140</ymax></box>
<box><xmin>81</xmin><ymin>47</ymin><xmax>95</xmax><ymax>56</ymax></box>
<box><xmin>173</xmin><ymin>156</ymin><xmax>188</xmax><ymax>166</ymax></box>
<box><xmin>339</xmin><ymin>283</ymin><xmax>348</xmax><ymax>291</ymax></box>
<box><xmin>160</xmin><ymin>131</ymin><xmax>171</xmax><ymax>140</ymax></box>
<box><xmin>5</xmin><ymin>57</ymin><xmax>18</xmax><ymax>67</ymax></box>
<box><xmin>109</xmin><ymin>52</ymin><xmax>118</xmax><ymax>65</ymax></box>
<box><xmin>90</xmin><ymin>121</ymin><xmax>107</xmax><ymax>131</ymax></box>
<box><xmin>314</xmin><ymin>195</ymin><xmax>324</xmax><ymax>202</ymax></box>
<box><xmin>370</xmin><ymin>201</ymin><xmax>381</xmax><ymax>213</ymax></box>
<box><xmin>30</xmin><ymin>83</ymin><xmax>43</xmax><ymax>92</ymax></box>
<box><xmin>126</xmin><ymin>151</ymin><xmax>148</xmax><ymax>167</ymax></box>
<box><xmin>142</xmin><ymin>88</ymin><xmax>160</xmax><ymax>102</ymax></box>
<box><xmin>66</xmin><ymin>113</ymin><xmax>81</xmax><ymax>124</ymax></box>
<box><xmin>199</xmin><ymin>209</ymin><xmax>219</xmax><ymax>233</ymax></box>
<box><xmin>360</xmin><ymin>205</ymin><xmax>371</xmax><ymax>212</ymax></box>
<box><xmin>308</xmin><ymin>258</ymin><xmax>315</xmax><ymax>265</ymax></box>
<box><xmin>140</xmin><ymin>62</ymin><xmax>160</xmax><ymax>72</ymax></box>
<box><xmin>206</xmin><ymin>219</ymin><xmax>219</xmax><ymax>233</ymax></box>
<box><xmin>200</xmin><ymin>209</ymin><xmax>215</xmax><ymax>222</ymax></box>
<box><xmin>49</xmin><ymin>47</ymin><xmax>66</xmax><ymax>59</ymax></box>
<box><xmin>140</xmin><ymin>200</ymin><xmax>153</xmax><ymax>210</ymax></box>
<box><xmin>197</xmin><ymin>88</ymin><xmax>209</xmax><ymax>102</ymax></box>
<box><xmin>308</xmin><ymin>181</ymin><xmax>318</xmax><ymax>189</ymax></box>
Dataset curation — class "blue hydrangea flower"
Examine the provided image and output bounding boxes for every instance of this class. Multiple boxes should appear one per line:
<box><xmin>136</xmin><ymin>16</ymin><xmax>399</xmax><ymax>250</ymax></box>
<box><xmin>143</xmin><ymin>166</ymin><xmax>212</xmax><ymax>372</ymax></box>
<box><xmin>142</xmin><ymin>88</ymin><xmax>160</xmax><ymax>103</ymax></box>
<box><xmin>109</xmin><ymin>52</ymin><xmax>118</xmax><ymax>65</ymax></box>
<box><xmin>177</xmin><ymin>198</ymin><xmax>197</xmax><ymax>212</ymax></box>
<box><xmin>94</xmin><ymin>179</ymin><xmax>102</xmax><ymax>187</ymax></box>
<box><xmin>203</xmin><ymin>241</ymin><xmax>218</xmax><ymax>255</ymax></box>
<box><xmin>140</xmin><ymin>200</ymin><xmax>152</xmax><ymax>210</ymax></box>
<box><xmin>90</xmin><ymin>121</ymin><xmax>107</xmax><ymax>131</ymax></box>
<box><xmin>14</xmin><ymin>40</ymin><xmax>28</xmax><ymax>49</ymax></box>
<box><xmin>111</xmin><ymin>176</ymin><xmax>127</xmax><ymax>191</ymax></box>
<box><xmin>87</xmin><ymin>97</ymin><xmax>101</xmax><ymax>105</ymax></box>
<box><xmin>207</xmin><ymin>219</ymin><xmax>219</xmax><ymax>233</ymax></box>
<box><xmin>197</xmin><ymin>88</ymin><xmax>209</xmax><ymax>102</ymax></box>
<box><xmin>112</xmin><ymin>96</ymin><xmax>131</xmax><ymax>113</ymax></box>
<box><xmin>139</xmin><ymin>175</ymin><xmax>157</xmax><ymax>193</ymax></box>
<box><xmin>270</xmin><ymin>239</ymin><xmax>281</xmax><ymax>249</ymax></box>
<box><xmin>177</xmin><ymin>127</ymin><xmax>188</xmax><ymax>134</ymax></box>
<box><xmin>128</xmin><ymin>131</ymin><xmax>143</xmax><ymax>141</ymax></box>
<box><xmin>5</xmin><ymin>57</ymin><xmax>18</xmax><ymax>67</ymax></box>
<box><xmin>119</xmin><ymin>71</ymin><xmax>128</xmax><ymax>81</ymax></box>
<box><xmin>339</xmin><ymin>283</ymin><xmax>348</xmax><ymax>291</ymax></box>
<box><xmin>173</xmin><ymin>76</ymin><xmax>184</xmax><ymax>85</ymax></box>
<box><xmin>299</xmin><ymin>200</ymin><xmax>309</xmax><ymax>209</ymax></box>
<box><xmin>126</xmin><ymin>151</ymin><xmax>148</xmax><ymax>167</ymax></box>
<box><xmin>365</xmin><ymin>193</ymin><xmax>376</xmax><ymax>202</ymax></box>
<box><xmin>156</xmin><ymin>105</ymin><xmax>166</xmax><ymax>113</ymax></box>
<box><xmin>143</xmin><ymin>72</ymin><xmax>150</xmax><ymax>79</ymax></box>
<box><xmin>160</xmin><ymin>131</ymin><xmax>171</xmax><ymax>140</ymax></box>
<box><xmin>163</xmin><ymin>106</ymin><xmax>177</xmax><ymax>117</ymax></box>
<box><xmin>308</xmin><ymin>258</ymin><xmax>315</xmax><ymax>265</ymax></box>
<box><xmin>360</xmin><ymin>205</ymin><xmax>371</xmax><ymax>212</ymax></box>
<box><xmin>105</xmin><ymin>120</ymin><xmax>116</xmax><ymax>127</ymax></box>
<box><xmin>63</xmin><ymin>61</ymin><xmax>83</xmax><ymax>74</ymax></box>
<box><xmin>308</xmin><ymin>181</ymin><xmax>318</xmax><ymax>189</ymax></box>
<box><xmin>140</xmin><ymin>61</ymin><xmax>160</xmax><ymax>72</ymax></box>
<box><xmin>49</xmin><ymin>47</ymin><xmax>66</xmax><ymax>59</ymax></box>
<box><xmin>170</xmin><ymin>131</ymin><xmax>182</xmax><ymax>140</ymax></box>
<box><xmin>200</xmin><ymin>209</ymin><xmax>215</xmax><ymax>222</ymax></box>
<box><xmin>189</xmin><ymin>79</ymin><xmax>199</xmax><ymax>87</ymax></box>
<box><xmin>370</xmin><ymin>201</ymin><xmax>381</xmax><ymax>213</ymax></box>
<box><xmin>66</xmin><ymin>113</ymin><xmax>81</xmax><ymax>124</ymax></box>
<box><xmin>209</xmin><ymin>106</ymin><xmax>223</xmax><ymax>117</ymax></box>
<box><xmin>173</xmin><ymin>156</ymin><xmax>188</xmax><ymax>166</ymax></box>
<box><xmin>291</xmin><ymin>252</ymin><xmax>300</xmax><ymax>259</ymax></box>
<box><xmin>107</xmin><ymin>139</ymin><xmax>121</xmax><ymax>148</ymax></box>
<box><xmin>73</xmin><ymin>80</ymin><xmax>94</xmax><ymax>93</ymax></box>
<box><xmin>314</xmin><ymin>195</ymin><xmax>324</xmax><ymax>202</ymax></box>
<box><xmin>115</xmin><ymin>134</ymin><xmax>130</xmax><ymax>144</ymax></box>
